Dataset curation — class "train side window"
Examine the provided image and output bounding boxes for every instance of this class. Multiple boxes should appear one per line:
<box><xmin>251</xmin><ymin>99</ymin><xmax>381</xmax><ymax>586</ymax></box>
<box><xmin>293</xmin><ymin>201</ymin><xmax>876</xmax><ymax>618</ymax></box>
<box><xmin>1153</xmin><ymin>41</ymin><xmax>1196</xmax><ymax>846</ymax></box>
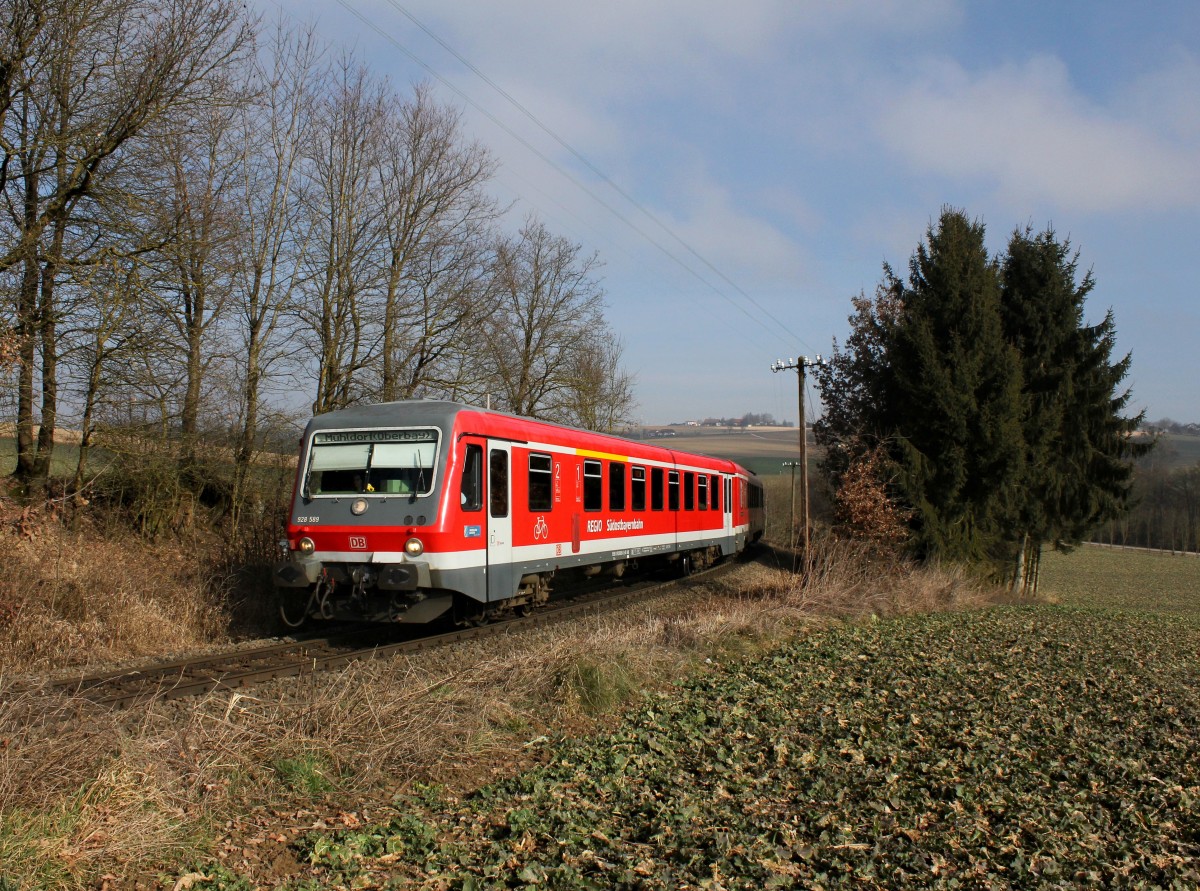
<box><xmin>609</xmin><ymin>462</ymin><xmax>626</xmax><ymax>511</ymax></box>
<box><xmin>529</xmin><ymin>453</ymin><xmax>552</xmax><ymax>511</ymax></box>
<box><xmin>489</xmin><ymin>449</ymin><xmax>508</xmax><ymax>518</ymax></box>
<box><xmin>651</xmin><ymin>467</ymin><xmax>664</xmax><ymax>511</ymax></box>
<box><xmin>711</xmin><ymin>474</ymin><xmax>719</xmax><ymax>512</ymax></box>
<box><xmin>668</xmin><ymin>471</ymin><xmax>680</xmax><ymax>511</ymax></box>
<box><xmin>684</xmin><ymin>472</ymin><xmax>695</xmax><ymax>511</ymax></box>
<box><xmin>631</xmin><ymin>466</ymin><xmax>646</xmax><ymax>511</ymax></box>
<box><xmin>584</xmin><ymin>459</ymin><xmax>602</xmax><ymax>511</ymax></box>
<box><xmin>697</xmin><ymin>474</ymin><xmax>707</xmax><ymax>510</ymax></box>
<box><xmin>725</xmin><ymin>477</ymin><xmax>732</xmax><ymax>513</ymax></box>
<box><xmin>460</xmin><ymin>444</ymin><xmax>482</xmax><ymax>511</ymax></box>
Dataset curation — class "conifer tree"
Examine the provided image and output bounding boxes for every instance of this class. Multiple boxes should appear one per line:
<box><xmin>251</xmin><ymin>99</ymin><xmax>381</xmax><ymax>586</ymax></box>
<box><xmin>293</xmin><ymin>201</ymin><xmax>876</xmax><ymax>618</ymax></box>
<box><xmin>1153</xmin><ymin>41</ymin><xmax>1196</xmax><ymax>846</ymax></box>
<box><xmin>817</xmin><ymin>212</ymin><xmax>1147</xmax><ymax>582</ymax></box>
<box><xmin>816</xmin><ymin>208</ymin><xmax>1025</xmax><ymax>567</ymax></box>
<box><xmin>820</xmin><ymin>212</ymin><xmax>1147</xmax><ymax>583</ymax></box>
<box><xmin>1000</xmin><ymin>226</ymin><xmax>1147</xmax><ymax>593</ymax></box>
<box><xmin>886</xmin><ymin>209</ymin><xmax>1024</xmax><ymax>564</ymax></box>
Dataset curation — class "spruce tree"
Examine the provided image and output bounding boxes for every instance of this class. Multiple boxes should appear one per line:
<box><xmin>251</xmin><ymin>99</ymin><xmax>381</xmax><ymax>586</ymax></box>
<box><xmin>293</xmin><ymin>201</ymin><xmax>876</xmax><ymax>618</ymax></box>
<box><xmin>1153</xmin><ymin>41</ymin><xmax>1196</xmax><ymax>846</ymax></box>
<box><xmin>886</xmin><ymin>209</ymin><xmax>1024</xmax><ymax>564</ymax></box>
<box><xmin>1000</xmin><ymin>227</ymin><xmax>1148</xmax><ymax>592</ymax></box>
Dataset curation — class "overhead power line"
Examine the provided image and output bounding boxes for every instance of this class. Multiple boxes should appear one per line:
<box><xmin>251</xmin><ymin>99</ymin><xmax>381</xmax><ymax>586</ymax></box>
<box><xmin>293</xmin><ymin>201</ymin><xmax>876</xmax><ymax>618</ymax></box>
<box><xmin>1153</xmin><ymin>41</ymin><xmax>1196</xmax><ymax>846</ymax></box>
<box><xmin>334</xmin><ymin>0</ymin><xmax>812</xmax><ymax>352</ymax></box>
<box><xmin>380</xmin><ymin>1</ymin><xmax>809</xmax><ymax>351</ymax></box>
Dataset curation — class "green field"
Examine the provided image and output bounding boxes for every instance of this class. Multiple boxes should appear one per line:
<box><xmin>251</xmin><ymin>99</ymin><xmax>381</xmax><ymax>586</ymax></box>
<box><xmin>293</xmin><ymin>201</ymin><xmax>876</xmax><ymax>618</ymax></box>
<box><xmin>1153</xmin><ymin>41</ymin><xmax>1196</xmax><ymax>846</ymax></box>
<box><xmin>0</xmin><ymin>435</ymin><xmax>83</xmax><ymax>477</ymax></box>
<box><xmin>1158</xmin><ymin>433</ymin><xmax>1200</xmax><ymax>469</ymax></box>
<box><xmin>1039</xmin><ymin>545</ymin><xmax>1200</xmax><ymax>617</ymax></box>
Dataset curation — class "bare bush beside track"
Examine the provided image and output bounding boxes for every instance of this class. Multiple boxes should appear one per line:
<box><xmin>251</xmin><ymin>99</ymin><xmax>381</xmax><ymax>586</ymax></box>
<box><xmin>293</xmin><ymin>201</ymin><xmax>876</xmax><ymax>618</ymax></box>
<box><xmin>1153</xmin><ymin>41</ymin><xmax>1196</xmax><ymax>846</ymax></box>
<box><xmin>0</xmin><ymin>499</ymin><xmax>233</xmax><ymax>674</ymax></box>
<box><xmin>0</xmin><ymin>542</ymin><xmax>993</xmax><ymax>888</ymax></box>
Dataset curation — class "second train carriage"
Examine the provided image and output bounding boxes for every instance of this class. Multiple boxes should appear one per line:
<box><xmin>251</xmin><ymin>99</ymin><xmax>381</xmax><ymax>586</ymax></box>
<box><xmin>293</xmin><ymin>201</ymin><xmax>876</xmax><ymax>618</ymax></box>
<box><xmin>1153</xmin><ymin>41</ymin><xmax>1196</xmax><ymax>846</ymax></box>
<box><xmin>275</xmin><ymin>401</ymin><xmax>764</xmax><ymax>624</ymax></box>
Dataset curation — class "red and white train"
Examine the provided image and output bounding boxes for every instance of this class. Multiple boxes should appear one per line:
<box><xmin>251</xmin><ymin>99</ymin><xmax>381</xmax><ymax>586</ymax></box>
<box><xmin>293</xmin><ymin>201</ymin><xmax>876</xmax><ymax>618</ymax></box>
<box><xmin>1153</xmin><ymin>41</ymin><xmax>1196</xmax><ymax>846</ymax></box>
<box><xmin>275</xmin><ymin>401</ymin><xmax>765</xmax><ymax>624</ymax></box>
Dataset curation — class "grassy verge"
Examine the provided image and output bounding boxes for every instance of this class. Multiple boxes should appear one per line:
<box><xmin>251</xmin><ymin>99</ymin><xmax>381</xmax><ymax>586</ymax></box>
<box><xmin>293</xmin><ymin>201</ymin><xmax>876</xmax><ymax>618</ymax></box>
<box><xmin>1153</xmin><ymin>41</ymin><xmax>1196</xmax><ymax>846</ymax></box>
<box><xmin>1039</xmin><ymin>545</ymin><xmax>1200</xmax><ymax>617</ymax></box>
<box><xmin>0</xmin><ymin>505</ymin><xmax>234</xmax><ymax>673</ymax></box>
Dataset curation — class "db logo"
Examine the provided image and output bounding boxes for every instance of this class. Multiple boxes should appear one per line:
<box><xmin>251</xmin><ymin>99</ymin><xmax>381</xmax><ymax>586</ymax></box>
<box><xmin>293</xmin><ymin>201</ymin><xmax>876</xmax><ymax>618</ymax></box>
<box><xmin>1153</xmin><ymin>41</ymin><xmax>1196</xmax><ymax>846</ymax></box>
<box><xmin>348</xmin><ymin>536</ymin><xmax>368</xmax><ymax>550</ymax></box>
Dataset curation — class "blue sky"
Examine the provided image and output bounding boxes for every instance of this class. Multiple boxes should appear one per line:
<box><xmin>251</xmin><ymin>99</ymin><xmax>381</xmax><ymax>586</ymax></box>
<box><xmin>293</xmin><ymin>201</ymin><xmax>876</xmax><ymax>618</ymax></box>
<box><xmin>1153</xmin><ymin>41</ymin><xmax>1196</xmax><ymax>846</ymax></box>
<box><xmin>259</xmin><ymin>0</ymin><xmax>1200</xmax><ymax>425</ymax></box>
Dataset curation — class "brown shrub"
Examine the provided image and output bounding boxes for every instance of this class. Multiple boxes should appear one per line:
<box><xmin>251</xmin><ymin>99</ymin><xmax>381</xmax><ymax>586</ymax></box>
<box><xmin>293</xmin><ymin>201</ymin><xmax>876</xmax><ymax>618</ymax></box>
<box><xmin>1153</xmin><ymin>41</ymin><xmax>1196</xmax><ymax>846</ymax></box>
<box><xmin>0</xmin><ymin>499</ymin><xmax>231</xmax><ymax>674</ymax></box>
<box><xmin>832</xmin><ymin>444</ymin><xmax>911</xmax><ymax>544</ymax></box>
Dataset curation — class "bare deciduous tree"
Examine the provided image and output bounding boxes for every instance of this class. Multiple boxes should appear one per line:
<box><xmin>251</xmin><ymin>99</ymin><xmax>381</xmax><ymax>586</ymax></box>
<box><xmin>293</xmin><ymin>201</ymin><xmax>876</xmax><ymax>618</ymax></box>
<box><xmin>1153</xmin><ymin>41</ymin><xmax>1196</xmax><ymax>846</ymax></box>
<box><xmin>66</xmin><ymin>255</ymin><xmax>144</xmax><ymax>495</ymax></box>
<box><xmin>483</xmin><ymin>217</ymin><xmax>609</xmax><ymax>421</ymax></box>
<box><xmin>555</xmin><ymin>330</ymin><xmax>636</xmax><ymax>432</ymax></box>
<box><xmin>0</xmin><ymin>0</ymin><xmax>250</xmax><ymax>488</ymax></box>
<box><xmin>142</xmin><ymin>96</ymin><xmax>242</xmax><ymax>460</ymax></box>
<box><xmin>296</xmin><ymin>55</ymin><xmax>387</xmax><ymax>415</ymax></box>
<box><xmin>226</xmin><ymin>21</ymin><xmax>323</xmax><ymax>517</ymax></box>
<box><xmin>375</xmin><ymin>83</ymin><xmax>498</xmax><ymax>403</ymax></box>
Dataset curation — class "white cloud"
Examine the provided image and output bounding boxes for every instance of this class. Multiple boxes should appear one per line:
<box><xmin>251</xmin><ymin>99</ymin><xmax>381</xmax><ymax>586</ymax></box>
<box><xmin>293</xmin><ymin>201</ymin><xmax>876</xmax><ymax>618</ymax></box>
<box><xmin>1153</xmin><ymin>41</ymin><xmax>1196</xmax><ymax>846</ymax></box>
<box><xmin>381</xmin><ymin>0</ymin><xmax>959</xmax><ymax>103</ymax></box>
<box><xmin>664</xmin><ymin>164</ymin><xmax>811</xmax><ymax>284</ymax></box>
<box><xmin>878</xmin><ymin>55</ymin><xmax>1200</xmax><ymax>213</ymax></box>
<box><xmin>1115</xmin><ymin>50</ymin><xmax>1200</xmax><ymax>144</ymax></box>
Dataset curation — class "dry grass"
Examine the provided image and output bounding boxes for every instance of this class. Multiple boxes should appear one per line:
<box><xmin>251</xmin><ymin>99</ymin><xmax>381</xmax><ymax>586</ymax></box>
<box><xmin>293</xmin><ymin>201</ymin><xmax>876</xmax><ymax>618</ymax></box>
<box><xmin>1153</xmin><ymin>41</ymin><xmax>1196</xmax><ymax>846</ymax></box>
<box><xmin>0</xmin><ymin>498</ymin><xmax>231</xmax><ymax>674</ymax></box>
<box><xmin>0</xmin><ymin>536</ymin><xmax>996</xmax><ymax>888</ymax></box>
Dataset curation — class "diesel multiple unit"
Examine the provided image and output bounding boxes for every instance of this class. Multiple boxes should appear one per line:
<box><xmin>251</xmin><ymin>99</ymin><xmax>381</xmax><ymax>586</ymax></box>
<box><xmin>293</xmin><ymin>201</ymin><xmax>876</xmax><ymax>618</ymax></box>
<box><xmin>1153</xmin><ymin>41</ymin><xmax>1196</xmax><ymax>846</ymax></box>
<box><xmin>276</xmin><ymin>401</ymin><xmax>765</xmax><ymax>625</ymax></box>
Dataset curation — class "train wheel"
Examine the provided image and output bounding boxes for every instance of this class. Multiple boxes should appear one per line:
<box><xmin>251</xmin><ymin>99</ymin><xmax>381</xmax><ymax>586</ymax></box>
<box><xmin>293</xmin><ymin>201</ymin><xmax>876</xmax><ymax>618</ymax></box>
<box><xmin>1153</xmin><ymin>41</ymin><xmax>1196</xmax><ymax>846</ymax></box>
<box><xmin>454</xmin><ymin>600</ymin><xmax>490</xmax><ymax>627</ymax></box>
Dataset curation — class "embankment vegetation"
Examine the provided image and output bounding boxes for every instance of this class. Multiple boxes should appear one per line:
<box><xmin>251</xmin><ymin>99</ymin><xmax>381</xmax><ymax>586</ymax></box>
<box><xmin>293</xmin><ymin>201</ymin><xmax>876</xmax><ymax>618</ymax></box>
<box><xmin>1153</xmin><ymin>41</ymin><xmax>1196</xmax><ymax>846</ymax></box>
<box><xmin>3</xmin><ymin>478</ymin><xmax>1196</xmax><ymax>889</ymax></box>
<box><xmin>2</xmin><ymin>535</ymin><xmax>996</xmax><ymax>889</ymax></box>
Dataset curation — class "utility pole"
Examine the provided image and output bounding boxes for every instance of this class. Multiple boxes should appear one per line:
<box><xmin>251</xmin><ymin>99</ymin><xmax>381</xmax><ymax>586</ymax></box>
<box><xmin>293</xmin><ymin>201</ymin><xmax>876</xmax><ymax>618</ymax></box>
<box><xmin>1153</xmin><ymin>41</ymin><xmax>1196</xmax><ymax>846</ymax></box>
<box><xmin>782</xmin><ymin>460</ymin><xmax>800</xmax><ymax>548</ymax></box>
<box><xmin>771</xmin><ymin>355</ymin><xmax>824</xmax><ymax>558</ymax></box>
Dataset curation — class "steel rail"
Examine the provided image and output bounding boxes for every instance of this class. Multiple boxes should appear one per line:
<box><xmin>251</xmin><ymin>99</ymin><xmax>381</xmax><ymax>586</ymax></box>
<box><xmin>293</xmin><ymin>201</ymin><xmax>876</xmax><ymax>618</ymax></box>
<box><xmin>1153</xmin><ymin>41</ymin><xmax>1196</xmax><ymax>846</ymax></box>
<box><xmin>46</xmin><ymin>561</ymin><xmax>737</xmax><ymax>708</ymax></box>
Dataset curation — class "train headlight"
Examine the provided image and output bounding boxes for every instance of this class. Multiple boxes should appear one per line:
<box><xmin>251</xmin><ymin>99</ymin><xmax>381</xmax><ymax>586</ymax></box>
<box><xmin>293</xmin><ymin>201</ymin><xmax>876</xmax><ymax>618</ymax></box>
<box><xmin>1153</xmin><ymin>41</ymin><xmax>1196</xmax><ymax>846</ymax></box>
<box><xmin>298</xmin><ymin>537</ymin><xmax>316</xmax><ymax>555</ymax></box>
<box><xmin>404</xmin><ymin>537</ymin><xmax>424</xmax><ymax>557</ymax></box>
<box><xmin>351</xmin><ymin>498</ymin><xmax>368</xmax><ymax>515</ymax></box>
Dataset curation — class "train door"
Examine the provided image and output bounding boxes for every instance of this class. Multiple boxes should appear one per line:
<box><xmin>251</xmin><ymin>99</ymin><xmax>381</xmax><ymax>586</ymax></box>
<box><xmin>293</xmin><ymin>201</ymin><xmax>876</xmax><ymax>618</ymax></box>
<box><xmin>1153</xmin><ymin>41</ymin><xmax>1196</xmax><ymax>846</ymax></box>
<box><xmin>487</xmin><ymin>442</ymin><xmax>514</xmax><ymax>602</ymax></box>
<box><xmin>723</xmin><ymin>475</ymin><xmax>733</xmax><ymax>538</ymax></box>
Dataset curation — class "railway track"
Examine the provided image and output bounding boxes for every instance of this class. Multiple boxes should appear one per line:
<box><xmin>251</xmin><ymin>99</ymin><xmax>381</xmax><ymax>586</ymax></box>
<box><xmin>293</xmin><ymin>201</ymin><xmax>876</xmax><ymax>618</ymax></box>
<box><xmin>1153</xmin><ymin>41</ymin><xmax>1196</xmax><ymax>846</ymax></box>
<box><xmin>46</xmin><ymin>561</ymin><xmax>737</xmax><ymax>708</ymax></box>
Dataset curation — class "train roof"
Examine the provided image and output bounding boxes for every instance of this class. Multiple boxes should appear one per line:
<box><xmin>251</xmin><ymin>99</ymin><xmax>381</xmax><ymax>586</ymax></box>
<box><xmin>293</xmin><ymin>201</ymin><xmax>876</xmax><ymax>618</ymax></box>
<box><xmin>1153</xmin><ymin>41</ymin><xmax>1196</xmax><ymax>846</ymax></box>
<box><xmin>303</xmin><ymin>400</ymin><xmax>758</xmax><ymax>480</ymax></box>
<box><xmin>305</xmin><ymin>400</ymin><xmax>466</xmax><ymax>432</ymax></box>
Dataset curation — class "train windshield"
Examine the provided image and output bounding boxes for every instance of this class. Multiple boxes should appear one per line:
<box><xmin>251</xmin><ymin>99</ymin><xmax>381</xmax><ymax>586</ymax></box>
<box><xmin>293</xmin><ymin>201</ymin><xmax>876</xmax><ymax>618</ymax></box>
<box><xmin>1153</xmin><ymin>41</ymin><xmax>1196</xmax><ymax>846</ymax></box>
<box><xmin>304</xmin><ymin>429</ymin><xmax>439</xmax><ymax>497</ymax></box>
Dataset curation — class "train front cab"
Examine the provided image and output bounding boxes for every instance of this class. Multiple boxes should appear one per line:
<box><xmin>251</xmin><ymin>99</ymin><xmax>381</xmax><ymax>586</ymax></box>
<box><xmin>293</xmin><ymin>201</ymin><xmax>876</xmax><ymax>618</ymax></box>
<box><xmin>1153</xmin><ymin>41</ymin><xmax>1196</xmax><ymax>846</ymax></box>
<box><xmin>276</xmin><ymin>405</ymin><xmax>471</xmax><ymax>624</ymax></box>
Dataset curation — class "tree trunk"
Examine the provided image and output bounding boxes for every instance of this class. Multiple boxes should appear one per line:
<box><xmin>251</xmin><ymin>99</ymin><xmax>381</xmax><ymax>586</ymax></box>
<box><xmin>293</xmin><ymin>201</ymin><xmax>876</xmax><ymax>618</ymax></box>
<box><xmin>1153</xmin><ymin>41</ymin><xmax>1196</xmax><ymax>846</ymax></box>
<box><xmin>1010</xmin><ymin>533</ymin><xmax>1027</xmax><ymax>596</ymax></box>
<box><xmin>231</xmin><ymin>337</ymin><xmax>262</xmax><ymax>536</ymax></box>
<box><xmin>31</xmin><ymin>214</ymin><xmax>67</xmax><ymax>485</ymax></box>
<box><xmin>72</xmin><ymin>343</ymin><xmax>105</xmax><ymax>500</ymax></box>
<box><xmin>14</xmin><ymin>253</ymin><xmax>39</xmax><ymax>483</ymax></box>
<box><xmin>31</xmin><ymin>259</ymin><xmax>58</xmax><ymax>484</ymax></box>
